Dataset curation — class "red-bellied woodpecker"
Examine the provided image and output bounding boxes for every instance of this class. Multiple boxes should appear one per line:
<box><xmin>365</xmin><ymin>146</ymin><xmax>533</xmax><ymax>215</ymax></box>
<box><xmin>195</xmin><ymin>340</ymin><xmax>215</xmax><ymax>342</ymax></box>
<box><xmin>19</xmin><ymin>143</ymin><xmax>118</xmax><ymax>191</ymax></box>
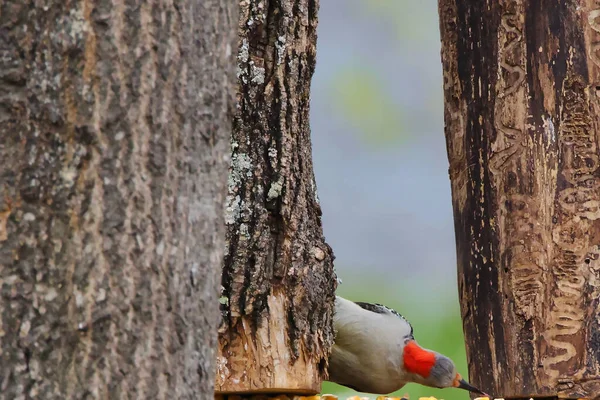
<box><xmin>327</xmin><ymin>296</ymin><xmax>488</xmax><ymax>396</ymax></box>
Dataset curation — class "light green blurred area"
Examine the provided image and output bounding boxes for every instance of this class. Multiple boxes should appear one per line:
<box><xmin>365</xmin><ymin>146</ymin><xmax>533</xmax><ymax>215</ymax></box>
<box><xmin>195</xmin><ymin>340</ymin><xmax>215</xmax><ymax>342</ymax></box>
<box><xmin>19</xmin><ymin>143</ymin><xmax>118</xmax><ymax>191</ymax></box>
<box><xmin>326</xmin><ymin>0</ymin><xmax>442</xmax><ymax>147</ymax></box>
<box><xmin>328</xmin><ymin>68</ymin><xmax>407</xmax><ymax>147</ymax></box>
<box><xmin>320</xmin><ymin>274</ymin><xmax>471</xmax><ymax>400</ymax></box>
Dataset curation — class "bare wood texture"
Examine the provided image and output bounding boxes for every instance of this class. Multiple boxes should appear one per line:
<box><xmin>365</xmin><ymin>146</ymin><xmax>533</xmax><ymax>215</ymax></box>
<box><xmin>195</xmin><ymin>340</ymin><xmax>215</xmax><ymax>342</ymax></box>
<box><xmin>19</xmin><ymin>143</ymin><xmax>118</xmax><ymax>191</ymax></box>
<box><xmin>217</xmin><ymin>0</ymin><xmax>336</xmax><ymax>394</ymax></box>
<box><xmin>439</xmin><ymin>0</ymin><xmax>600</xmax><ymax>398</ymax></box>
<box><xmin>0</xmin><ymin>1</ymin><xmax>237</xmax><ymax>398</ymax></box>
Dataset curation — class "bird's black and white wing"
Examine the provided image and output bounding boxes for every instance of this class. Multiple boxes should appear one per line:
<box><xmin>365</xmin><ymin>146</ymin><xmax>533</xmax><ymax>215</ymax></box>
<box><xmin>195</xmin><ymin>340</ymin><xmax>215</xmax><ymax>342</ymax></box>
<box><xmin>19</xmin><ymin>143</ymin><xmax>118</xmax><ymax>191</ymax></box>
<box><xmin>354</xmin><ymin>301</ymin><xmax>414</xmax><ymax>338</ymax></box>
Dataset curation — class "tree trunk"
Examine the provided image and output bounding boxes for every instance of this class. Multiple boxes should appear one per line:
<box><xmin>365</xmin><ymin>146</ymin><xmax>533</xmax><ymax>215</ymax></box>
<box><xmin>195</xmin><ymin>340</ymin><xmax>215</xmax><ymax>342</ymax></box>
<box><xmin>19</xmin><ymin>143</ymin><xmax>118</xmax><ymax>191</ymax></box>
<box><xmin>0</xmin><ymin>1</ymin><xmax>236</xmax><ymax>398</ymax></box>
<box><xmin>216</xmin><ymin>0</ymin><xmax>336</xmax><ymax>395</ymax></box>
<box><xmin>439</xmin><ymin>1</ymin><xmax>600</xmax><ymax>399</ymax></box>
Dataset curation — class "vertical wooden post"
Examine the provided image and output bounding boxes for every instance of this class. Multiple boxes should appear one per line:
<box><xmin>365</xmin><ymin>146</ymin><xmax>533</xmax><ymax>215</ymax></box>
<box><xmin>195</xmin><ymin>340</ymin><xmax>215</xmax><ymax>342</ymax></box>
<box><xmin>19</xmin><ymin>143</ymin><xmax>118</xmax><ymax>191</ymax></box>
<box><xmin>0</xmin><ymin>0</ymin><xmax>236</xmax><ymax>398</ymax></box>
<box><xmin>439</xmin><ymin>0</ymin><xmax>600</xmax><ymax>398</ymax></box>
<box><xmin>216</xmin><ymin>0</ymin><xmax>337</xmax><ymax>395</ymax></box>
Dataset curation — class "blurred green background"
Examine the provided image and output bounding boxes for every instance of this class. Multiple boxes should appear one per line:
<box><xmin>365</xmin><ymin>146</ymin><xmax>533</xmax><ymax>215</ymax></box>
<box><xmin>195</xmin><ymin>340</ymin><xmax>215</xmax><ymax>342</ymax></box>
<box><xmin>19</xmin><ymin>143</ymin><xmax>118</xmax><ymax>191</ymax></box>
<box><xmin>310</xmin><ymin>1</ymin><xmax>472</xmax><ymax>399</ymax></box>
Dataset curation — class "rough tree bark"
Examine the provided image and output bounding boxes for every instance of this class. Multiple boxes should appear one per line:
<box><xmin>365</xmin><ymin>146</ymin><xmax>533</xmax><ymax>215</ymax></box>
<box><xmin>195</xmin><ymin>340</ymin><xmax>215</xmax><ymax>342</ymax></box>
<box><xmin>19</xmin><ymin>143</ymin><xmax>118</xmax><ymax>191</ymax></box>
<box><xmin>0</xmin><ymin>1</ymin><xmax>236</xmax><ymax>398</ymax></box>
<box><xmin>439</xmin><ymin>1</ymin><xmax>600</xmax><ymax>399</ymax></box>
<box><xmin>216</xmin><ymin>0</ymin><xmax>337</xmax><ymax>395</ymax></box>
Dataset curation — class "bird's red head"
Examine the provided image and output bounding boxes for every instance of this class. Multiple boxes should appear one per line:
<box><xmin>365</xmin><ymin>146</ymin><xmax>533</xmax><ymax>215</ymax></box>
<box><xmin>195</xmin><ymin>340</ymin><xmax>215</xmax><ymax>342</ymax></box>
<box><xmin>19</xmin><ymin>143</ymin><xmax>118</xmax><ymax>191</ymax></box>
<box><xmin>402</xmin><ymin>340</ymin><xmax>488</xmax><ymax>395</ymax></box>
<box><xmin>402</xmin><ymin>340</ymin><xmax>436</xmax><ymax>378</ymax></box>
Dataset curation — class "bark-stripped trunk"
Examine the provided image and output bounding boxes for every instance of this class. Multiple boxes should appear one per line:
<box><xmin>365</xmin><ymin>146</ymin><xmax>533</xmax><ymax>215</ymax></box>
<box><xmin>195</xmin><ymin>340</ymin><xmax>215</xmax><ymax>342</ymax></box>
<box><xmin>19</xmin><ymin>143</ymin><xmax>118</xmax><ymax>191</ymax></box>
<box><xmin>439</xmin><ymin>1</ymin><xmax>600</xmax><ymax>399</ymax></box>
<box><xmin>217</xmin><ymin>0</ymin><xmax>336</xmax><ymax>394</ymax></box>
<box><xmin>0</xmin><ymin>1</ymin><xmax>236</xmax><ymax>398</ymax></box>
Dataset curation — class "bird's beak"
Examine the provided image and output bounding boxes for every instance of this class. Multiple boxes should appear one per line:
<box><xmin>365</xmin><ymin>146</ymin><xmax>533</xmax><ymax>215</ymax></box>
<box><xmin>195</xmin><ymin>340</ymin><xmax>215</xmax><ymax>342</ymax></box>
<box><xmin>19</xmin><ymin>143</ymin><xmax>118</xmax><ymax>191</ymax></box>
<box><xmin>457</xmin><ymin>378</ymin><xmax>486</xmax><ymax>394</ymax></box>
<box><xmin>453</xmin><ymin>374</ymin><xmax>487</xmax><ymax>396</ymax></box>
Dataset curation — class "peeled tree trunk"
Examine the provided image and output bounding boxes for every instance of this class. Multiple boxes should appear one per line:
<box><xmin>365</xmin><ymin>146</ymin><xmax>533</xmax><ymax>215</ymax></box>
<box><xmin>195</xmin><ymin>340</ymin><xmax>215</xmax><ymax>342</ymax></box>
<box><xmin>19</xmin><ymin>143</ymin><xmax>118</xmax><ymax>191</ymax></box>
<box><xmin>439</xmin><ymin>0</ymin><xmax>600</xmax><ymax>398</ymax></box>
<box><xmin>216</xmin><ymin>0</ymin><xmax>337</xmax><ymax>395</ymax></box>
<box><xmin>0</xmin><ymin>1</ymin><xmax>236</xmax><ymax>398</ymax></box>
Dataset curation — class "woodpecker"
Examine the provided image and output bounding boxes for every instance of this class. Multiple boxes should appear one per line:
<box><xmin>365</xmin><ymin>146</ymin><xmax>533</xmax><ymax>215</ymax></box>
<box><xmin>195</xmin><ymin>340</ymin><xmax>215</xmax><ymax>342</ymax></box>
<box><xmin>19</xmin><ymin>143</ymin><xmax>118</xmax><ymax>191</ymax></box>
<box><xmin>327</xmin><ymin>296</ymin><xmax>488</xmax><ymax>396</ymax></box>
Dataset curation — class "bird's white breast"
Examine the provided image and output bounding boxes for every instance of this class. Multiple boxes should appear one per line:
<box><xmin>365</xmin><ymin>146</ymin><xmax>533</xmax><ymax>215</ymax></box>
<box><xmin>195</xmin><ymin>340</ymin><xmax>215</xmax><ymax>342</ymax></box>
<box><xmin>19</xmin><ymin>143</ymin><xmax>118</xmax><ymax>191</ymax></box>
<box><xmin>328</xmin><ymin>297</ymin><xmax>412</xmax><ymax>394</ymax></box>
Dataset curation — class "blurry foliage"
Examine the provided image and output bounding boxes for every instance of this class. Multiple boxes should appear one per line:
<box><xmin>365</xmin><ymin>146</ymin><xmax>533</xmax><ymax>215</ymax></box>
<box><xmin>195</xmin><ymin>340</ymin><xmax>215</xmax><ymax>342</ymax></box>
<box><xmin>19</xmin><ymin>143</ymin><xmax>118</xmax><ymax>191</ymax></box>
<box><xmin>328</xmin><ymin>68</ymin><xmax>406</xmax><ymax>147</ymax></box>
<box><xmin>321</xmin><ymin>275</ymin><xmax>471</xmax><ymax>400</ymax></box>
<box><xmin>328</xmin><ymin>0</ymin><xmax>441</xmax><ymax>147</ymax></box>
<box><xmin>352</xmin><ymin>0</ymin><xmax>438</xmax><ymax>46</ymax></box>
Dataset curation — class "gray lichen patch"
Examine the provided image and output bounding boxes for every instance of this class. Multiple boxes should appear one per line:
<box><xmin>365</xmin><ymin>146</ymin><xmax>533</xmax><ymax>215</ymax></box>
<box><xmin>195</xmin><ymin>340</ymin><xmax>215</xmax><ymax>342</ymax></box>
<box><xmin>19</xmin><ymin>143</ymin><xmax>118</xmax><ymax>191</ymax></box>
<box><xmin>238</xmin><ymin>39</ymin><xmax>250</xmax><ymax>63</ymax></box>
<box><xmin>239</xmin><ymin>223</ymin><xmax>249</xmax><ymax>238</ymax></box>
<box><xmin>236</xmin><ymin>39</ymin><xmax>250</xmax><ymax>82</ymax></box>
<box><xmin>224</xmin><ymin>195</ymin><xmax>242</xmax><ymax>225</ymax></box>
<box><xmin>275</xmin><ymin>36</ymin><xmax>287</xmax><ymax>65</ymax></box>
<box><xmin>224</xmin><ymin>152</ymin><xmax>253</xmax><ymax>225</ymax></box>
<box><xmin>312</xmin><ymin>178</ymin><xmax>320</xmax><ymax>205</ymax></box>
<box><xmin>268</xmin><ymin>146</ymin><xmax>278</xmax><ymax>169</ymax></box>
<box><xmin>267</xmin><ymin>179</ymin><xmax>284</xmax><ymax>200</ymax></box>
<box><xmin>251</xmin><ymin>64</ymin><xmax>265</xmax><ymax>84</ymax></box>
<box><xmin>229</xmin><ymin>152</ymin><xmax>253</xmax><ymax>188</ymax></box>
<box><xmin>51</xmin><ymin>7</ymin><xmax>89</xmax><ymax>51</ymax></box>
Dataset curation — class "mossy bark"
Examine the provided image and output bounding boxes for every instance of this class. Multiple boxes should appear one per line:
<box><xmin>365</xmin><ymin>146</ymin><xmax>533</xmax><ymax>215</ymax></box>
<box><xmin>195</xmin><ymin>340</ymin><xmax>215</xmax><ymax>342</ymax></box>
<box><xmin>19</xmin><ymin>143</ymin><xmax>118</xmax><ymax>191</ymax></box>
<box><xmin>217</xmin><ymin>0</ymin><xmax>337</xmax><ymax>394</ymax></box>
<box><xmin>439</xmin><ymin>1</ymin><xmax>600</xmax><ymax>398</ymax></box>
<box><xmin>0</xmin><ymin>1</ymin><xmax>237</xmax><ymax>398</ymax></box>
